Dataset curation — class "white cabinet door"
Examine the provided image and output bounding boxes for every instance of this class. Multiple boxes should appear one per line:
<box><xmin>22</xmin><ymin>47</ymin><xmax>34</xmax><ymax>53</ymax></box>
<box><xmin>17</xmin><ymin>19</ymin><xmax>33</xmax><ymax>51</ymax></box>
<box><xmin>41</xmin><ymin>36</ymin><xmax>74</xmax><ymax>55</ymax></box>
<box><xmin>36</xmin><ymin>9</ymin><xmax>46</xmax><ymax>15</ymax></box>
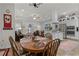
<box><xmin>52</xmin><ymin>32</ymin><xmax>63</xmax><ymax>40</ymax></box>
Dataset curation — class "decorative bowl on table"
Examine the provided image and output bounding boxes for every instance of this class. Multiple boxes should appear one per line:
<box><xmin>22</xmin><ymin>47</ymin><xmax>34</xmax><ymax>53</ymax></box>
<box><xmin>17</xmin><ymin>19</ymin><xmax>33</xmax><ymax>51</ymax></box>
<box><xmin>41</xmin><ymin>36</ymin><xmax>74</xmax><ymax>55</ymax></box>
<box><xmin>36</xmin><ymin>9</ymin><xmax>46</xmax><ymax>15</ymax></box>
<box><xmin>33</xmin><ymin>41</ymin><xmax>45</xmax><ymax>48</ymax></box>
<box><xmin>32</xmin><ymin>40</ymin><xmax>40</xmax><ymax>42</ymax></box>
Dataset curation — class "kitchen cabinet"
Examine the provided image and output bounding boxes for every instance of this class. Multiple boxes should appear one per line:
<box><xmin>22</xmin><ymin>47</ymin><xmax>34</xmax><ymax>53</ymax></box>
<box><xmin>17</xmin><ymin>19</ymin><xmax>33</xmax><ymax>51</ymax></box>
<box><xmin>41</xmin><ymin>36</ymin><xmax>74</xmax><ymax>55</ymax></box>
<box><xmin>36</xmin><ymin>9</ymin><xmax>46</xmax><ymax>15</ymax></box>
<box><xmin>52</xmin><ymin>31</ymin><xmax>63</xmax><ymax>40</ymax></box>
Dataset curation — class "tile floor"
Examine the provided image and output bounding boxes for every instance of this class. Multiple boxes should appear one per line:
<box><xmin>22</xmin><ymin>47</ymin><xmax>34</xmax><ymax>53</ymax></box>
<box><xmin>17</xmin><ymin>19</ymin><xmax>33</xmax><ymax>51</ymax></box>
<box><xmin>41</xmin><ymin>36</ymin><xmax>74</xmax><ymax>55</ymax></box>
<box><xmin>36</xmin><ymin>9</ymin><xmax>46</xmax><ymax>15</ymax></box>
<box><xmin>57</xmin><ymin>39</ymin><xmax>79</xmax><ymax>56</ymax></box>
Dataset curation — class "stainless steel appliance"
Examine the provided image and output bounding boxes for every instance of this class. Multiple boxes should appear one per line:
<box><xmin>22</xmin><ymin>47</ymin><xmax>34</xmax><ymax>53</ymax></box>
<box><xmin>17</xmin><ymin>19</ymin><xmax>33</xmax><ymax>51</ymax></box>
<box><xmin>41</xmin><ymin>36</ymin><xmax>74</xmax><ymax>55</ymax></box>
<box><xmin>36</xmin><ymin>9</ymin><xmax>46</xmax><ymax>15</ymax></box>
<box><xmin>66</xmin><ymin>26</ymin><xmax>75</xmax><ymax>36</ymax></box>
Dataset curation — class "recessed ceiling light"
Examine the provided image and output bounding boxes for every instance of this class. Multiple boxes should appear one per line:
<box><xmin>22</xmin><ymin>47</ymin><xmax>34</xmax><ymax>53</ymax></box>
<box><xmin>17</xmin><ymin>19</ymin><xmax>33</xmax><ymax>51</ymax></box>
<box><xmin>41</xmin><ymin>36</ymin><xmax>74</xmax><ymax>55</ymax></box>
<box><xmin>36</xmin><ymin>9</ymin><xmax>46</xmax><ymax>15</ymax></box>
<box><xmin>33</xmin><ymin>17</ymin><xmax>36</xmax><ymax>20</ymax></box>
<box><xmin>21</xmin><ymin>9</ymin><xmax>24</xmax><ymax>12</ymax></box>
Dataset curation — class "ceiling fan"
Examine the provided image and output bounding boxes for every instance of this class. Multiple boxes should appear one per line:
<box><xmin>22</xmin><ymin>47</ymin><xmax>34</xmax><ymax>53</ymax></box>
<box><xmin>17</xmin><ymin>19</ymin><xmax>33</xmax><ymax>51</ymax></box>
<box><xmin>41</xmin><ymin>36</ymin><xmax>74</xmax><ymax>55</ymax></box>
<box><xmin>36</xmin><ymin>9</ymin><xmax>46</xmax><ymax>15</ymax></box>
<box><xmin>29</xmin><ymin>3</ymin><xmax>42</xmax><ymax>8</ymax></box>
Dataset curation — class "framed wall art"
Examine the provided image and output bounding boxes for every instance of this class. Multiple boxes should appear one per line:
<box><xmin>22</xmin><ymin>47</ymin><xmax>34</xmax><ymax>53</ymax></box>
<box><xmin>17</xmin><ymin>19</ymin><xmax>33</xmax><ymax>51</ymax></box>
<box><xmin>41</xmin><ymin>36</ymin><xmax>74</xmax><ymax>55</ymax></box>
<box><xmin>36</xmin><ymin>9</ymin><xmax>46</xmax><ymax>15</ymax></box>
<box><xmin>45</xmin><ymin>24</ymin><xmax>52</xmax><ymax>31</ymax></box>
<box><xmin>3</xmin><ymin>14</ymin><xmax>13</xmax><ymax>30</ymax></box>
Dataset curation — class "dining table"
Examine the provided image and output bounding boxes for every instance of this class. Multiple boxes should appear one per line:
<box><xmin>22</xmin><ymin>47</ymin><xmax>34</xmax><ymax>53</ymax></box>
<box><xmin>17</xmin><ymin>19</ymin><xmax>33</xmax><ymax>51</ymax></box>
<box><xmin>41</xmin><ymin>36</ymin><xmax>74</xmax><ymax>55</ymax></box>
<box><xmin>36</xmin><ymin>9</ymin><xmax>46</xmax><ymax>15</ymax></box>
<box><xmin>20</xmin><ymin>36</ymin><xmax>49</xmax><ymax>54</ymax></box>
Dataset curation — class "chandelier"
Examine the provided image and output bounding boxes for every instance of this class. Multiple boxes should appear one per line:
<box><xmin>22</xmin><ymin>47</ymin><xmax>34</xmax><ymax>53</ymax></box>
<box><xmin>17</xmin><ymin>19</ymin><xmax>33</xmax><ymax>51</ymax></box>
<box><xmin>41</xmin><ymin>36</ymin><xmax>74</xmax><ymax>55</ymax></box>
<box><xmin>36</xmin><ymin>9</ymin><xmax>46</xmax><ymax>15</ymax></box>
<box><xmin>31</xmin><ymin>13</ymin><xmax>41</xmax><ymax>21</ymax></box>
<box><xmin>29</xmin><ymin>3</ymin><xmax>42</xmax><ymax>8</ymax></box>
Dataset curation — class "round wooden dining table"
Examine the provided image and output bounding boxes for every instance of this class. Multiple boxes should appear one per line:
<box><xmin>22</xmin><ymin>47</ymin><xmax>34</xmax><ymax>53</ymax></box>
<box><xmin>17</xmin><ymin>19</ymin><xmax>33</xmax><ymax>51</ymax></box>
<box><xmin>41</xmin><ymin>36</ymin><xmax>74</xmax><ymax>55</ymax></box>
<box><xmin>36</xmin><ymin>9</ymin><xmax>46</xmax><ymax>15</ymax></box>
<box><xmin>20</xmin><ymin>38</ymin><xmax>48</xmax><ymax>54</ymax></box>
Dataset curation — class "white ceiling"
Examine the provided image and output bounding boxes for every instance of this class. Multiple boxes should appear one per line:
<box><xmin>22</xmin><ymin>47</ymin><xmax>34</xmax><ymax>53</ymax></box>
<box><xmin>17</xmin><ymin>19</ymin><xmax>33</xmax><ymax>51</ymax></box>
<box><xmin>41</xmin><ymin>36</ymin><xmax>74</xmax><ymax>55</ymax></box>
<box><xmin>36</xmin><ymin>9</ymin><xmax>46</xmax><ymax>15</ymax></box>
<box><xmin>14</xmin><ymin>3</ymin><xmax>79</xmax><ymax>22</ymax></box>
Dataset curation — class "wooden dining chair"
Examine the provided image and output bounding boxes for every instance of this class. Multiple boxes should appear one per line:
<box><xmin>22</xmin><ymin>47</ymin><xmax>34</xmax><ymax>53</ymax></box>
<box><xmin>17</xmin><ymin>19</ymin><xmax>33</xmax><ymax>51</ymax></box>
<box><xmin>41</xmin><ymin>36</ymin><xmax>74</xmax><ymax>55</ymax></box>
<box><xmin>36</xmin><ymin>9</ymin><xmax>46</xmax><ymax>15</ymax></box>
<box><xmin>15</xmin><ymin>31</ymin><xmax>24</xmax><ymax>42</ymax></box>
<box><xmin>3</xmin><ymin>48</ymin><xmax>10</xmax><ymax>56</ymax></box>
<box><xmin>9</xmin><ymin>36</ymin><xmax>20</xmax><ymax>56</ymax></box>
<box><xmin>43</xmin><ymin>39</ymin><xmax>60</xmax><ymax>56</ymax></box>
<box><xmin>9</xmin><ymin>36</ymin><xmax>29</xmax><ymax>56</ymax></box>
<box><xmin>15</xmin><ymin>31</ymin><xmax>20</xmax><ymax>42</ymax></box>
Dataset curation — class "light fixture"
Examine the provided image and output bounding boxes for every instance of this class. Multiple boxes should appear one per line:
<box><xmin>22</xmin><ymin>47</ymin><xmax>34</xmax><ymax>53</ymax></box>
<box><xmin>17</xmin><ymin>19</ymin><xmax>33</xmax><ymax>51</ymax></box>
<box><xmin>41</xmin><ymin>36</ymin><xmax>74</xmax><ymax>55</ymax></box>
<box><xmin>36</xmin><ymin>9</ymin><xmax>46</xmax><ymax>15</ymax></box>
<box><xmin>33</xmin><ymin>17</ymin><xmax>36</xmax><ymax>20</ymax></box>
<box><xmin>31</xmin><ymin>13</ymin><xmax>41</xmax><ymax>21</ymax></box>
<box><xmin>29</xmin><ymin>3</ymin><xmax>42</xmax><ymax>8</ymax></box>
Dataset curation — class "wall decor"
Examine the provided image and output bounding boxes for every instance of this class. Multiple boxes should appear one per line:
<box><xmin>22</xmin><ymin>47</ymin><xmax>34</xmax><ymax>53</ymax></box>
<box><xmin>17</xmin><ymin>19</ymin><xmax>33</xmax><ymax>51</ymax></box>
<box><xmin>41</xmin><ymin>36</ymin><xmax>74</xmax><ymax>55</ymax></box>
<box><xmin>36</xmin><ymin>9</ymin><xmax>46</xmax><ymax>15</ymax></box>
<box><xmin>45</xmin><ymin>24</ymin><xmax>52</xmax><ymax>31</ymax></box>
<box><xmin>58</xmin><ymin>12</ymin><xmax>78</xmax><ymax>22</ymax></box>
<box><xmin>3</xmin><ymin>14</ymin><xmax>13</xmax><ymax>30</ymax></box>
<box><xmin>5</xmin><ymin>9</ymin><xmax>10</xmax><ymax>13</ymax></box>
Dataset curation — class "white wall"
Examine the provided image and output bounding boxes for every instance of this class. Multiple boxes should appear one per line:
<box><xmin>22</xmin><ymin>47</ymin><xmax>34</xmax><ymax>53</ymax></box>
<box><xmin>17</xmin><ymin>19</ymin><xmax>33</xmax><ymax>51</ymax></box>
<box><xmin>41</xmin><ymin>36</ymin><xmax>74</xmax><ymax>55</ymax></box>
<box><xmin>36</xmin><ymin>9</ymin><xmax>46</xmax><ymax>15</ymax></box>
<box><xmin>0</xmin><ymin>4</ymin><xmax>15</xmax><ymax>49</ymax></box>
